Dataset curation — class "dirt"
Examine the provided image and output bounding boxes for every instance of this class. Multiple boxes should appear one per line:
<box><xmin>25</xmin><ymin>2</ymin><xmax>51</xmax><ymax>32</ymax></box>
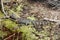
<box><xmin>21</xmin><ymin>0</ymin><xmax>60</xmax><ymax>40</ymax></box>
<box><xmin>22</xmin><ymin>0</ymin><xmax>60</xmax><ymax>20</ymax></box>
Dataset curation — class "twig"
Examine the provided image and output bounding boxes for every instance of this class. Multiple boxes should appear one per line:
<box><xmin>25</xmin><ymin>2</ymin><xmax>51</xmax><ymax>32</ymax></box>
<box><xmin>44</xmin><ymin>18</ymin><xmax>60</xmax><ymax>24</ymax></box>
<box><xmin>1</xmin><ymin>0</ymin><xmax>9</xmax><ymax>17</ymax></box>
<box><xmin>4</xmin><ymin>33</ymin><xmax>15</xmax><ymax>40</ymax></box>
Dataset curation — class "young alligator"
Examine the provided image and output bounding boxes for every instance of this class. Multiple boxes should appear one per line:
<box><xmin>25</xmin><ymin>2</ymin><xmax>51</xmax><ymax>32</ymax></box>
<box><xmin>16</xmin><ymin>18</ymin><xmax>33</xmax><ymax>25</ymax></box>
<box><xmin>8</xmin><ymin>14</ymin><xmax>57</xmax><ymax>32</ymax></box>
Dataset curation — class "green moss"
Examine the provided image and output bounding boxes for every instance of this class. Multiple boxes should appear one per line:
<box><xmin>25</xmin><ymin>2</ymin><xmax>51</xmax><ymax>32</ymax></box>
<box><xmin>18</xmin><ymin>25</ymin><xmax>35</xmax><ymax>32</ymax></box>
<box><xmin>27</xmin><ymin>16</ymin><xmax>36</xmax><ymax>21</ymax></box>
<box><xmin>0</xmin><ymin>31</ymin><xmax>7</xmax><ymax>38</ymax></box>
<box><xmin>16</xmin><ymin>4</ymin><xmax>23</xmax><ymax>12</ymax></box>
<box><xmin>0</xmin><ymin>11</ymin><xmax>4</xmax><ymax>18</ymax></box>
<box><xmin>17</xmin><ymin>25</ymin><xmax>37</xmax><ymax>40</ymax></box>
<box><xmin>2</xmin><ymin>19</ymin><xmax>18</xmax><ymax>32</ymax></box>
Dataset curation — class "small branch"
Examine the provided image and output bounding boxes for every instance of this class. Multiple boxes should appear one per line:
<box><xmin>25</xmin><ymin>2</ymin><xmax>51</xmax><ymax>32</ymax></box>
<box><xmin>44</xmin><ymin>18</ymin><xmax>60</xmax><ymax>24</ymax></box>
<box><xmin>4</xmin><ymin>33</ymin><xmax>15</xmax><ymax>40</ymax></box>
<box><xmin>1</xmin><ymin>0</ymin><xmax>9</xmax><ymax>17</ymax></box>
